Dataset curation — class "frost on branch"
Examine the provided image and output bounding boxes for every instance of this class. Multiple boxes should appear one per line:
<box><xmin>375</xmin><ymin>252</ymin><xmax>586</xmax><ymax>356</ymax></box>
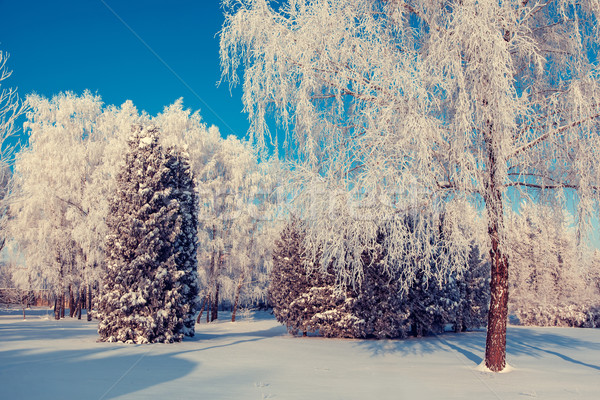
<box><xmin>98</xmin><ymin>125</ymin><xmax>199</xmax><ymax>343</ymax></box>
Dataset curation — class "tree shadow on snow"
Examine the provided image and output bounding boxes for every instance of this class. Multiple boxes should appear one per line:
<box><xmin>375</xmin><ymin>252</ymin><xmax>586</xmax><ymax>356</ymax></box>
<box><xmin>355</xmin><ymin>326</ymin><xmax>600</xmax><ymax>371</ymax></box>
<box><xmin>192</xmin><ymin>324</ymin><xmax>287</xmax><ymax>341</ymax></box>
<box><xmin>506</xmin><ymin>327</ymin><xmax>600</xmax><ymax>371</ymax></box>
<box><xmin>0</xmin><ymin>317</ymin><xmax>99</xmax><ymax>342</ymax></box>
<box><xmin>0</xmin><ymin>346</ymin><xmax>197</xmax><ymax>399</ymax></box>
<box><xmin>356</xmin><ymin>329</ymin><xmax>485</xmax><ymax>361</ymax></box>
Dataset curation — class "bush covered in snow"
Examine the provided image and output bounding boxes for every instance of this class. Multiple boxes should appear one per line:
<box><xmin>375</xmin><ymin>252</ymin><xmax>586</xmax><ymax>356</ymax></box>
<box><xmin>97</xmin><ymin>125</ymin><xmax>200</xmax><ymax>343</ymax></box>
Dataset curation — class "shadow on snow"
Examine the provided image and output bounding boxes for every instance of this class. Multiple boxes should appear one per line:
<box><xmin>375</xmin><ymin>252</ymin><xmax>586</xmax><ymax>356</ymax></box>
<box><xmin>354</xmin><ymin>326</ymin><xmax>600</xmax><ymax>371</ymax></box>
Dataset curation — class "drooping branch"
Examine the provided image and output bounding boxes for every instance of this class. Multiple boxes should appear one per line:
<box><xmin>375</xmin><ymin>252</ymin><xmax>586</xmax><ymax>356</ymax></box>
<box><xmin>510</xmin><ymin>112</ymin><xmax>600</xmax><ymax>159</ymax></box>
<box><xmin>55</xmin><ymin>195</ymin><xmax>88</xmax><ymax>217</ymax></box>
<box><xmin>505</xmin><ymin>181</ymin><xmax>599</xmax><ymax>192</ymax></box>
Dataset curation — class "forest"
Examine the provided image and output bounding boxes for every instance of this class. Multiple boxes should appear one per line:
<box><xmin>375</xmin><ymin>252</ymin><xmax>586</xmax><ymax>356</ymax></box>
<box><xmin>1</xmin><ymin>0</ymin><xmax>600</xmax><ymax>375</ymax></box>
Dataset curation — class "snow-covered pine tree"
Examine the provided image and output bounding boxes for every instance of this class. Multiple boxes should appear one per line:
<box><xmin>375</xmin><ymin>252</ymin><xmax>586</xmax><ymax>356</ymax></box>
<box><xmin>352</xmin><ymin>233</ymin><xmax>410</xmax><ymax>339</ymax></box>
<box><xmin>454</xmin><ymin>245</ymin><xmax>490</xmax><ymax>332</ymax></box>
<box><xmin>269</xmin><ymin>218</ymin><xmax>313</xmax><ymax>335</ymax></box>
<box><xmin>270</xmin><ymin>220</ymin><xmax>407</xmax><ymax>338</ymax></box>
<box><xmin>98</xmin><ymin>125</ymin><xmax>199</xmax><ymax>343</ymax></box>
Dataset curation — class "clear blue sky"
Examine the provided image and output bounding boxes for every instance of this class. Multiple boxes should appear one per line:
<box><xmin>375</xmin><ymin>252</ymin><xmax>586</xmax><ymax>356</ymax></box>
<box><xmin>0</xmin><ymin>0</ymin><xmax>247</xmax><ymax>138</ymax></box>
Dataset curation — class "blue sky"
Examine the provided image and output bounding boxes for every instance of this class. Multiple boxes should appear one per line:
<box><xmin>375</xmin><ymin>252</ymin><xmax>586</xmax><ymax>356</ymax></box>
<box><xmin>0</xmin><ymin>0</ymin><xmax>247</xmax><ymax>138</ymax></box>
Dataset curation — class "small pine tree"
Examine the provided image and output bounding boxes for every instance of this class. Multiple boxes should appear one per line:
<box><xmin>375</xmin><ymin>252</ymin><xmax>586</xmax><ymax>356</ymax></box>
<box><xmin>98</xmin><ymin>125</ymin><xmax>199</xmax><ymax>343</ymax></box>
<box><xmin>270</xmin><ymin>222</ymin><xmax>408</xmax><ymax>339</ymax></box>
<box><xmin>269</xmin><ymin>218</ymin><xmax>312</xmax><ymax>335</ymax></box>
<box><xmin>353</xmin><ymin>236</ymin><xmax>410</xmax><ymax>339</ymax></box>
<box><xmin>454</xmin><ymin>245</ymin><xmax>490</xmax><ymax>332</ymax></box>
<box><xmin>269</xmin><ymin>219</ymin><xmax>363</xmax><ymax>337</ymax></box>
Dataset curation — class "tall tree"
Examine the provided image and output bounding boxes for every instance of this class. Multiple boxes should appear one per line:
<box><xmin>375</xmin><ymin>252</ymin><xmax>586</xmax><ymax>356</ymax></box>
<box><xmin>98</xmin><ymin>125</ymin><xmax>200</xmax><ymax>343</ymax></box>
<box><xmin>220</xmin><ymin>0</ymin><xmax>600</xmax><ymax>371</ymax></box>
<box><xmin>7</xmin><ymin>92</ymin><xmax>139</xmax><ymax>319</ymax></box>
<box><xmin>155</xmin><ymin>100</ymin><xmax>281</xmax><ymax>321</ymax></box>
<box><xmin>0</xmin><ymin>51</ymin><xmax>26</xmax><ymax>253</ymax></box>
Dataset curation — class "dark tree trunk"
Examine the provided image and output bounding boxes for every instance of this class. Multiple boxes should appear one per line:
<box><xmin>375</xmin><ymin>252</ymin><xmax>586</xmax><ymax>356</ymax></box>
<box><xmin>69</xmin><ymin>285</ymin><xmax>75</xmax><ymax>318</ymax></box>
<box><xmin>54</xmin><ymin>297</ymin><xmax>60</xmax><ymax>320</ymax></box>
<box><xmin>60</xmin><ymin>291</ymin><xmax>65</xmax><ymax>319</ymax></box>
<box><xmin>76</xmin><ymin>289</ymin><xmax>82</xmax><ymax>320</ymax></box>
<box><xmin>196</xmin><ymin>294</ymin><xmax>209</xmax><ymax>323</ymax></box>
<box><xmin>483</xmin><ymin>123</ymin><xmax>509</xmax><ymax>372</ymax></box>
<box><xmin>485</xmin><ymin>237</ymin><xmax>509</xmax><ymax>372</ymax></box>
<box><xmin>231</xmin><ymin>272</ymin><xmax>245</xmax><ymax>322</ymax></box>
<box><xmin>211</xmin><ymin>283</ymin><xmax>219</xmax><ymax>322</ymax></box>
<box><xmin>86</xmin><ymin>284</ymin><xmax>92</xmax><ymax>321</ymax></box>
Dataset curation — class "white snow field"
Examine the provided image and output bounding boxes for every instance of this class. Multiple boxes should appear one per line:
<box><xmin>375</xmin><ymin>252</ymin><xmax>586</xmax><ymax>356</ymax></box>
<box><xmin>1</xmin><ymin>309</ymin><xmax>598</xmax><ymax>399</ymax></box>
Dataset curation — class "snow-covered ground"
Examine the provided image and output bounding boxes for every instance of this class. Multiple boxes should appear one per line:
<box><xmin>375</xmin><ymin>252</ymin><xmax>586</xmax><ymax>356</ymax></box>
<box><xmin>0</xmin><ymin>309</ymin><xmax>598</xmax><ymax>399</ymax></box>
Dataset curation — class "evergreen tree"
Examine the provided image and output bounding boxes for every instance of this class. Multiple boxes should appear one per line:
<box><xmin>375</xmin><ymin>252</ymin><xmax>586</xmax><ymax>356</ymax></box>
<box><xmin>269</xmin><ymin>218</ymin><xmax>313</xmax><ymax>335</ymax></box>
<box><xmin>454</xmin><ymin>245</ymin><xmax>490</xmax><ymax>332</ymax></box>
<box><xmin>98</xmin><ymin>125</ymin><xmax>199</xmax><ymax>343</ymax></box>
<box><xmin>353</xmin><ymin>236</ymin><xmax>410</xmax><ymax>339</ymax></box>
<box><xmin>270</xmin><ymin>221</ymin><xmax>408</xmax><ymax>339</ymax></box>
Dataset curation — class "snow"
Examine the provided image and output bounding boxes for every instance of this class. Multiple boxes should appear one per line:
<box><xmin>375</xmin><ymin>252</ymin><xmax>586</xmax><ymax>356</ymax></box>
<box><xmin>1</xmin><ymin>309</ymin><xmax>599</xmax><ymax>399</ymax></box>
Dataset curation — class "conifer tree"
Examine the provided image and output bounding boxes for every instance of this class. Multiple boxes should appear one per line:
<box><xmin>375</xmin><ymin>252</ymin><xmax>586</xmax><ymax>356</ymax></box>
<box><xmin>270</xmin><ymin>221</ymin><xmax>408</xmax><ymax>338</ymax></box>
<box><xmin>353</xmin><ymin>236</ymin><xmax>410</xmax><ymax>339</ymax></box>
<box><xmin>455</xmin><ymin>245</ymin><xmax>490</xmax><ymax>332</ymax></box>
<box><xmin>98</xmin><ymin>125</ymin><xmax>199</xmax><ymax>343</ymax></box>
<box><xmin>269</xmin><ymin>218</ymin><xmax>313</xmax><ymax>335</ymax></box>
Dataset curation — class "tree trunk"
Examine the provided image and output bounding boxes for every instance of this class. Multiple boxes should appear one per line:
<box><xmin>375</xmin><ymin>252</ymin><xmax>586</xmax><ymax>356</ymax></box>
<box><xmin>69</xmin><ymin>285</ymin><xmax>75</xmax><ymax>318</ymax></box>
<box><xmin>211</xmin><ymin>283</ymin><xmax>219</xmax><ymax>322</ymax></box>
<box><xmin>76</xmin><ymin>289</ymin><xmax>82</xmax><ymax>320</ymax></box>
<box><xmin>485</xmin><ymin>231</ymin><xmax>509</xmax><ymax>372</ymax></box>
<box><xmin>206</xmin><ymin>298</ymin><xmax>211</xmax><ymax>323</ymax></box>
<box><xmin>231</xmin><ymin>272</ymin><xmax>245</xmax><ymax>322</ymax></box>
<box><xmin>86</xmin><ymin>284</ymin><xmax>92</xmax><ymax>321</ymax></box>
<box><xmin>196</xmin><ymin>294</ymin><xmax>209</xmax><ymax>323</ymax></box>
<box><xmin>483</xmin><ymin>124</ymin><xmax>510</xmax><ymax>372</ymax></box>
<box><xmin>54</xmin><ymin>297</ymin><xmax>60</xmax><ymax>320</ymax></box>
<box><xmin>60</xmin><ymin>291</ymin><xmax>65</xmax><ymax>319</ymax></box>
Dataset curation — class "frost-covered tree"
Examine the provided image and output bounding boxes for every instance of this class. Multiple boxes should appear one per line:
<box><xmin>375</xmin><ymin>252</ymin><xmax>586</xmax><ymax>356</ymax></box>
<box><xmin>220</xmin><ymin>0</ymin><xmax>600</xmax><ymax>371</ymax></box>
<box><xmin>507</xmin><ymin>203</ymin><xmax>600</xmax><ymax>327</ymax></box>
<box><xmin>196</xmin><ymin>135</ymin><xmax>279</xmax><ymax>321</ymax></box>
<box><xmin>154</xmin><ymin>100</ymin><xmax>281</xmax><ymax>322</ymax></box>
<box><xmin>98</xmin><ymin>125</ymin><xmax>199</xmax><ymax>343</ymax></box>
<box><xmin>8</xmin><ymin>92</ymin><xmax>140</xmax><ymax>320</ymax></box>
<box><xmin>0</xmin><ymin>51</ymin><xmax>26</xmax><ymax>253</ymax></box>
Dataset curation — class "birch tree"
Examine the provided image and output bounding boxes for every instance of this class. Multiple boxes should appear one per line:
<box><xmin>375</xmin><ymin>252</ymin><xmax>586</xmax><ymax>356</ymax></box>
<box><xmin>0</xmin><ymin>51</ymin><xmax>26</xmax><ymax>253</ymax></box>
<box><xmin>507</xmin><ymin>203</ymin><xmax>600</xmax><ymax>327</ymax></box>
<box><xmin>220</xmin><ymin>0</ymin><xmax>600</xmax><ymax>371</ymax></box>
<box><xmin>8</xmin><ymin>92</ymin><xmax>141</xmax><ymax>319</ymax></box>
